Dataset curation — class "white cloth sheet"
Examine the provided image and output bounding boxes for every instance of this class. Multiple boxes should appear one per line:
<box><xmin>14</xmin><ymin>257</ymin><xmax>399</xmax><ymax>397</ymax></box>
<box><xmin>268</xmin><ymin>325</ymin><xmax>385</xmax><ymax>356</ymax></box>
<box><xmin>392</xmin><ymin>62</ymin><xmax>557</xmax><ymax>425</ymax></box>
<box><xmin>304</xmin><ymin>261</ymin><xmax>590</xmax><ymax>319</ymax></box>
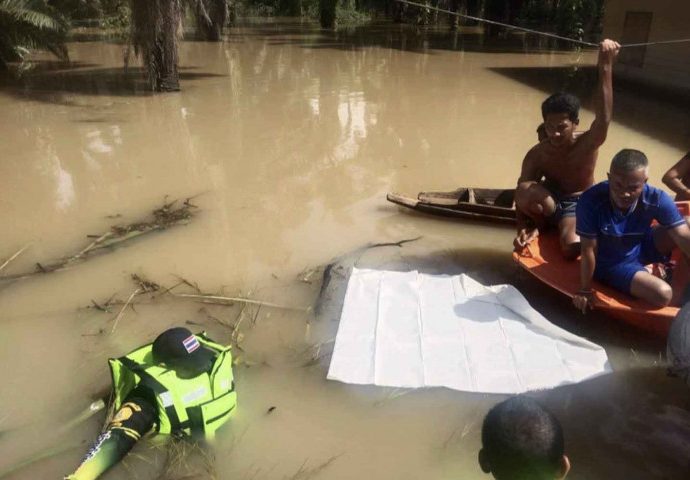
<box><xmin>327</xmin><ymin>268</ymin><xmax>611</xmax><ymax>394</ymax></box>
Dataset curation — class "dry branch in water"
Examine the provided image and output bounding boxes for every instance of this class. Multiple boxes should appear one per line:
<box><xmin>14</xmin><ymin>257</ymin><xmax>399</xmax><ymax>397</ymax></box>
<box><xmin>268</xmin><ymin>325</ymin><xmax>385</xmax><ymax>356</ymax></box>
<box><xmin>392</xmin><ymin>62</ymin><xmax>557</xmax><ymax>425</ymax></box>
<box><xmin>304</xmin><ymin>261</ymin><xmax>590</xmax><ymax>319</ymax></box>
<box><xmin>301</xmin><ymin>338</ymin><xmax>336</xmax><ymax>367</ymax></box>
<box><xmin>0</xmin><ymin>198</ymin><xmax>197</xmax><ymax>283</ymax></box>
<box><xmin>173</xmin><ymin>293</ymin><xmax>308</xmax><ymax>311</ymax></box>
<box><xmin>110</xmin><ymin>288</ymin><xmax>142</xmax><ymax>333</ymax></box>
<box><xmin>373</xmin><ymin>388</ymin><xmax>412</xmax><ymax>407</ymax></box>
<box><xmin>286</xmin><ymin>455</ymin><xmax>341</xmax><ymax>480</ymax></box>
<box><xmin>313</xmin><ymin>236</ymin><xmax>423</xmax><ymax>314</ymax></box>
<box><xmin>0</xmin><ymin>244</ymin><xmax>31</xmax><ymax>274</ymax></box>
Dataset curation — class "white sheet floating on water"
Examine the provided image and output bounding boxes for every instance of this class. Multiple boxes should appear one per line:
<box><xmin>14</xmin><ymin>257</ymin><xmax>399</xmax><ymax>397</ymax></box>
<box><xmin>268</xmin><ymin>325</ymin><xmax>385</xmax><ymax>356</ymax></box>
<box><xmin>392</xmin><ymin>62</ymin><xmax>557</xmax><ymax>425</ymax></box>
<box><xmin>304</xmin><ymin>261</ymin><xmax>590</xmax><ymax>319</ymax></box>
<box><xmin>327</xmin><ymin>268</ymin><xmax>611</xmax><ymax>394</ymax></box>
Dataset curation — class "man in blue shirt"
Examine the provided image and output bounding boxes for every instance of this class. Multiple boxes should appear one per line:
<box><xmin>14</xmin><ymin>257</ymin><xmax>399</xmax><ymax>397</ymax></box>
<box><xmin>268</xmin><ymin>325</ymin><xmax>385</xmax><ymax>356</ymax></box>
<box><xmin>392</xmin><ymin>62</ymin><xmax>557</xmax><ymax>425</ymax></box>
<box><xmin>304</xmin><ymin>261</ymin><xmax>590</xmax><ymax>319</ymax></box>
<box><xmin>574</xmin><ymin>149</ymin><xmax>690</xmax><ymax>312</ymax></box>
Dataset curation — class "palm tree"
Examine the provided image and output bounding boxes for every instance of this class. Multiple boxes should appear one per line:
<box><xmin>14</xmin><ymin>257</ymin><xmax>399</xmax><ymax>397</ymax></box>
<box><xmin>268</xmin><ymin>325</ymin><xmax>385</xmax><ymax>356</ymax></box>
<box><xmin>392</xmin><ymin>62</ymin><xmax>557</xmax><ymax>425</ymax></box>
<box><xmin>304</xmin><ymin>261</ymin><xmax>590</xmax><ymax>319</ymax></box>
<box><xmin>0</xmin><ymin>0</ymin><xmax>69</xmax><ymax>70</ymax></box>
<box><xmin>128</xmin><ymin>0</ymin><xmax>182</xmax><ymax>91</ymax></box>
<box><xmin>319</xmin><ymin>0</ymin><xmax>336</xmax><ymax>28</ymax></box>
<box><xmin>194</xmin><ymin>0</ymin><xmax>229</xmax><ymax>41</ymax></box>
<box><xmin>128</xmin><ymin>0</ymin><xmax>231</xmax><ymax>91</ymax></box>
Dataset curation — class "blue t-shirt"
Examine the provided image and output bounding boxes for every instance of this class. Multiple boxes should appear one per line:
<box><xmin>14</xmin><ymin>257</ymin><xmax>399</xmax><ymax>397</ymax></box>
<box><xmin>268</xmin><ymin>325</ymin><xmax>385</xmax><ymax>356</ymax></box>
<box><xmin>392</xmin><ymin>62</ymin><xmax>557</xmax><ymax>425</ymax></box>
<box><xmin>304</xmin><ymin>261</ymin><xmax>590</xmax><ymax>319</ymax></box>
<box><xmin>576</xmin><ymin>181</ymin><xmax>685</xmax><ymax>268</ymax></box>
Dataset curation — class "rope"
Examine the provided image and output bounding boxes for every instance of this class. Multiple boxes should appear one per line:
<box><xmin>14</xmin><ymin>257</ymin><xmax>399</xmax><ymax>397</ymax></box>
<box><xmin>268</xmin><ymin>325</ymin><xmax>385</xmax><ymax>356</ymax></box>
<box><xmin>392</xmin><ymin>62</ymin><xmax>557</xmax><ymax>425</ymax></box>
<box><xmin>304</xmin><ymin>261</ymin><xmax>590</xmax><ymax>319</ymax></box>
<box><xmin>621</xmin><ymin>38</ymin><xmax>690</xmax><ymax>48</ymax></box>
<box><xmin>394</xmin><ymin>0</ymin><xmax>690</xmax><ymax>49</ymax></box>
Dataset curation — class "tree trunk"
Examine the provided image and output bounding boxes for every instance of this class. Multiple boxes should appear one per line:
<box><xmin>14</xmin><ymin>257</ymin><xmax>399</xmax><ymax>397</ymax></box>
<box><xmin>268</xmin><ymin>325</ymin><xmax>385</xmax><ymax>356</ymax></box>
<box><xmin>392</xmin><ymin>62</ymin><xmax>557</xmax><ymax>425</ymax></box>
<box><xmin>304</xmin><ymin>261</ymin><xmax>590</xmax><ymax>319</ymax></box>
<box><xmin>449</xmin><ymin>0</ymin><xmax>460</xmax><ymax>29</ymax></box>
<box><xmin>319</xmin><ymin>0</ymin><xmax>337</xmax><ymax>28</ymax></box>
<box><xmin>130</xmin><ymin>0</ymin><xmax>181</xmax><ymax>92</ymax></box>
<box><xmin>152</xmin><ymin>1</ymin><xmax>180</xmax><ymax>91</ymax></box>
<box><xmin>196</xmin><ymin>0</ymin><xmax>229</xmax><ymax>41</ymax></box>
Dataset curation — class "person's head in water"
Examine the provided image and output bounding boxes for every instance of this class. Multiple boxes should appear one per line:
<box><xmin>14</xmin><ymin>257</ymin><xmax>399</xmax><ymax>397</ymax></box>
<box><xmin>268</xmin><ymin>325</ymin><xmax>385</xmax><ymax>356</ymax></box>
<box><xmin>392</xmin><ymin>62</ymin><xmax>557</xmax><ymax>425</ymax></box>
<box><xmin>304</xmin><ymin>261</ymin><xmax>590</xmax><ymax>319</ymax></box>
<box><xmin>607</xmin><ymin>149</ymin><xmax>649</xmax><ymax>211</ymax></box>
<box><xmin>152</xmin><ymin>327</ymin><xmax>216</xmax><ymax>379</ymax></box>
<box><xmin>479</xmin><ymin>396</ymin><xmax>570</xmax><ymax>480</ymax></box>
<box><xmin>541</xmin><ymin>93</ymin><xmax>580</xmax><ymax>147</ymax></box>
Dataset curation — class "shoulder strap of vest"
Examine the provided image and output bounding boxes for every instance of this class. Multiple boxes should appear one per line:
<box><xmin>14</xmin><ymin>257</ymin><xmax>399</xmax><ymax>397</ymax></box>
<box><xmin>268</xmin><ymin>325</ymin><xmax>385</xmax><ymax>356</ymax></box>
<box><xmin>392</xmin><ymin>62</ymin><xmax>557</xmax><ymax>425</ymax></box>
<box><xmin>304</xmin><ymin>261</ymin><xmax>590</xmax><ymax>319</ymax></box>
<box><xmin>118</xmin><ymin>357</ymin><xmax>190</xmax><ymax>433</ymax></box>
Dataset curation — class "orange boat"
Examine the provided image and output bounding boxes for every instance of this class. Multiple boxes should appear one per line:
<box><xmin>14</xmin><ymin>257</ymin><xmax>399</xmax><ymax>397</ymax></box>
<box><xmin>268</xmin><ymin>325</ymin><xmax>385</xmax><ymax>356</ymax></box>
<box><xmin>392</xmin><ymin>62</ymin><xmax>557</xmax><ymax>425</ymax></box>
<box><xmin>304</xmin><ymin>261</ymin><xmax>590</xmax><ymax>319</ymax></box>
<box><xmin>513</xmin><ymin>201</ymin><xmax>690</xmax><ymax>337</ymax></box>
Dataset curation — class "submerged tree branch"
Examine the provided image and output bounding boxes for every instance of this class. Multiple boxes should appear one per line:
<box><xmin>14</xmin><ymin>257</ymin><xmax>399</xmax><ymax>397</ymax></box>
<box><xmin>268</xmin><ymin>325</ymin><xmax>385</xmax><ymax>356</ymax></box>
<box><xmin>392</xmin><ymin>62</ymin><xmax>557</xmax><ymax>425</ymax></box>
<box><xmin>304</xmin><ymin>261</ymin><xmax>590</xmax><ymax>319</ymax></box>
<box><xmin>0</xmin><ymin>244</ymin><xmax>31</xmax><ymax>274</ymax></box>
<box><xmin>0</xmin><ymin>199</ymin><xmax>197</xmax><ymax>284</ymax></box>
<box><xmin>173</xmin><ymin>293</ymin><xmax>308</xmax><ymax>311</ymax></box>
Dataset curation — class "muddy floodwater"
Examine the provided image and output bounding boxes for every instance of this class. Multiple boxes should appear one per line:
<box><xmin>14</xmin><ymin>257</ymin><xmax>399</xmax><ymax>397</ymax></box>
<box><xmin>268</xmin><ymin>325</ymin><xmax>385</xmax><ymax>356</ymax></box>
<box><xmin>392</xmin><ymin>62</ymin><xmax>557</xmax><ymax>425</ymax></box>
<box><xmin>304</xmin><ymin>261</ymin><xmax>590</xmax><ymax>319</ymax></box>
<box><xmin>2</xmin><ymin>18</ymin><xmax>690</xmax><ymax>480</ymax></box>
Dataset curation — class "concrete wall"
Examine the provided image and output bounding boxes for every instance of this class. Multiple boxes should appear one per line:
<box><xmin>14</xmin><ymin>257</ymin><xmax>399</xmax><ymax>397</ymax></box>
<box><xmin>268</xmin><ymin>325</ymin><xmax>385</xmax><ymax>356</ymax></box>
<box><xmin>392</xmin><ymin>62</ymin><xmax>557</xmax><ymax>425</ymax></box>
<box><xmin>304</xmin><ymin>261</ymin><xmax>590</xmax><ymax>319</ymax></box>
<box><xmin>603</xmin><ymin>0</ymin><xmax>690</xmax><ymax>94</ymax></box>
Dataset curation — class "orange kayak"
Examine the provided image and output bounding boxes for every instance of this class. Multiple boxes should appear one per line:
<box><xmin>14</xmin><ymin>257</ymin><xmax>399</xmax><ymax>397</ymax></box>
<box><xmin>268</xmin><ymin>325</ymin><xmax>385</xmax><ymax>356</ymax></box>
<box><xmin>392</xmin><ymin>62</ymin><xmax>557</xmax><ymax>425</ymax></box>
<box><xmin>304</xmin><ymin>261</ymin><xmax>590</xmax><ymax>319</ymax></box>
<box><xmin>513</xmin><ymin>201</ymin><xmax>690</xmax><ymax>336</ymax></box>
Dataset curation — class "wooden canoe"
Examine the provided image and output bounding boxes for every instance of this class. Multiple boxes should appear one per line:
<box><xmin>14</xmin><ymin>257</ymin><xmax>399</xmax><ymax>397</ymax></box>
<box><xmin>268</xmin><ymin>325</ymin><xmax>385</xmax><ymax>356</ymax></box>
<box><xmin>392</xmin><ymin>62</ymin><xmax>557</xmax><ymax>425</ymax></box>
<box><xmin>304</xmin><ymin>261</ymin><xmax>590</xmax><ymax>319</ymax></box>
<box><xmin>387</xmin><ymin>188</ymin><xmax>516</xmax><ymax>224</ymax></box>
<box><xmin>513</xmin><ymin>201</ymin><xmax>690</xmax><ymax>337</ymax></box>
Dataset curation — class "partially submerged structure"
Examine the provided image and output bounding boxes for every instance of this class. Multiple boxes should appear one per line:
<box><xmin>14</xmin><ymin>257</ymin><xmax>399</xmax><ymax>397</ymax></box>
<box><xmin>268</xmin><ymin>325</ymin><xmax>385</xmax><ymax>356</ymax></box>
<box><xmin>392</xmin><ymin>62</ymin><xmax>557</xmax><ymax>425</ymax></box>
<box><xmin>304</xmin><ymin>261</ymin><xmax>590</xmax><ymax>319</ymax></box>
<box><xmin>603</xmin><ymin>0</ymin><xmax>690</xmax><ymax>95</ymax></box>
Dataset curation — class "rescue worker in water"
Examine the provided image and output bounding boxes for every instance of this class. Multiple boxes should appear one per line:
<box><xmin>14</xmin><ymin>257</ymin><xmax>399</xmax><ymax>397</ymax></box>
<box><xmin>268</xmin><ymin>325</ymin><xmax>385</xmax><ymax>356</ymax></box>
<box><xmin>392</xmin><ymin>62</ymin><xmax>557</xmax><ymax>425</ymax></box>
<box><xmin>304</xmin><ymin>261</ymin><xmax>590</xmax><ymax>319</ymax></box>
<box><xmin>65</xmin><ymin>327</ymin><xmax>237</xmax><ymax>480</ymax></box>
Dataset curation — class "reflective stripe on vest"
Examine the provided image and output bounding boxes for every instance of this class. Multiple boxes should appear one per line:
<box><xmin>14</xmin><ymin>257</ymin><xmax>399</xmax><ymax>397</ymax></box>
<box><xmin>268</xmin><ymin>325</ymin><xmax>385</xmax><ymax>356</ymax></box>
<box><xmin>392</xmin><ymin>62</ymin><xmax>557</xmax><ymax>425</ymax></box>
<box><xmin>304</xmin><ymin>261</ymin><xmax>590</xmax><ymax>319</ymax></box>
<box><xmin>117</xmin><ymin>357</ymin><xmax>188</xmax><ymax>433</ymax></box>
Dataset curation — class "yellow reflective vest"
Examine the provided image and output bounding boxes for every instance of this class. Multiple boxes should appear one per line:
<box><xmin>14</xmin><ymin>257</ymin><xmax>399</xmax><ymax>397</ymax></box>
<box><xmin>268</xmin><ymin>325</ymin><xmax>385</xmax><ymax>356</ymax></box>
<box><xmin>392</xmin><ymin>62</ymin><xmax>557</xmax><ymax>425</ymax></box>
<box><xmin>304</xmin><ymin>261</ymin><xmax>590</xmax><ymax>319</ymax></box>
<box><xmin>109</xmin><ymin>333</ymin><xmax>236</xmax><ymax>441</ymax></box>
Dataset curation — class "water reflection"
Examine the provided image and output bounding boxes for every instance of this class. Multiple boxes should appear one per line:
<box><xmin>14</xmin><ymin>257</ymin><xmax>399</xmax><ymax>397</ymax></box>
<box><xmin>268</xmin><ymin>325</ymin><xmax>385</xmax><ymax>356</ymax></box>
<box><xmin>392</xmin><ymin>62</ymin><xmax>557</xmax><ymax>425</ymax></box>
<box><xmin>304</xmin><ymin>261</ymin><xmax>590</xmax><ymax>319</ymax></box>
<box><xmin>52</xmin><ymin>157</ymin><xmax>76</xmax><ymax>210</ymax></box>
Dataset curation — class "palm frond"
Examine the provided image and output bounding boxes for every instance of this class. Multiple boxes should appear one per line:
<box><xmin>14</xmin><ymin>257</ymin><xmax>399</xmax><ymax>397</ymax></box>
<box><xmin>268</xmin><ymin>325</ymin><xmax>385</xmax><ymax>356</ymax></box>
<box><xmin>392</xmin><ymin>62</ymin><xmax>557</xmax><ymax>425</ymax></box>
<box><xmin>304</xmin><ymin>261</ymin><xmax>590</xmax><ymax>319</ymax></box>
<box><xmin>1</xmin><ymin>0</ymin><xmax>64</xmax><ymax>30</ymax></box>
<box><xmin>0</xmin><ymin>0</ymin><xmax>69</xmax><ymax>68</ymax></box>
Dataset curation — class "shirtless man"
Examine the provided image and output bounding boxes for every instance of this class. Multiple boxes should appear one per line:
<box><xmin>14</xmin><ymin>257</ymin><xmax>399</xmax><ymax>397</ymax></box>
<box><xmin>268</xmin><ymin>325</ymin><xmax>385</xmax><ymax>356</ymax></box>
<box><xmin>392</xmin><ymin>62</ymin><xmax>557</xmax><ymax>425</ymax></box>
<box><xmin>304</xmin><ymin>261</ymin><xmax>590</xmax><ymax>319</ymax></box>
<box><xmin>662</xmin><ymin>152</ymin><xmax>690</xmax><ymax>200</ymax></box>
<box><xmin>514</xmin><ymin>39</ymin><xmax>621</xmax><ymax>259</ymax></box>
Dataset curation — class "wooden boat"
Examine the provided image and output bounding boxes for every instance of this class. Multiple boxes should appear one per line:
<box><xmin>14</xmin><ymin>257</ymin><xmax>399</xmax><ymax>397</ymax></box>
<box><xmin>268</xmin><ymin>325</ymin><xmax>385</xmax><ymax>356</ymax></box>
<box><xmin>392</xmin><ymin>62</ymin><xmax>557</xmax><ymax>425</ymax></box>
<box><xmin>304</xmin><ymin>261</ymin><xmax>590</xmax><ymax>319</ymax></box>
<box><xmin>513</xmin><ymin>201</ymin><xmax>690</xmax><ymax>337</ymax></box>
<box><xmin>386</xmin><ymin>188</ymin><xmax>516</xmax><ymax>224</ymax></box>
<box><xmin>387</xmin><ymin>186</ymin><xmax>689</xmax><ymax>336</ymax></box>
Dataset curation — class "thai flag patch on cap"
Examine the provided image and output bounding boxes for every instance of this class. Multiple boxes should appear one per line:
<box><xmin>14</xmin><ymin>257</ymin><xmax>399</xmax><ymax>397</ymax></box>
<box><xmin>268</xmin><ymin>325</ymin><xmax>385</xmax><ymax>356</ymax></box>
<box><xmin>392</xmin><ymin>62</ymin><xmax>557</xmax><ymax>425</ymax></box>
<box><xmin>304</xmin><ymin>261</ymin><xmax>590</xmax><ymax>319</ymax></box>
<box><xmin>182</xmin><ymin>335</ymin><xmax>200</xmax><ymax>353</ymax></box>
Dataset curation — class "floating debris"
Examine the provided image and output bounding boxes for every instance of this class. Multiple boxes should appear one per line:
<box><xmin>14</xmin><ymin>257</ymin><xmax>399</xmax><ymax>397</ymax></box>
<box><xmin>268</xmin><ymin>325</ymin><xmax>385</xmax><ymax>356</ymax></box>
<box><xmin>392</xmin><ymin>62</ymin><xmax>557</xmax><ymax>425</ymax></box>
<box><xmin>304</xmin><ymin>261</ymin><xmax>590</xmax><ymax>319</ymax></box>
<box><xmin>173</xmin><ymin>293</ymin><xmax>308</xmax><ymax>311</ymax></box>
<box><xmin>0</xmin><ymin>198</ymin><xmax>198</xmax><ymax>284</ymax></box>
<box><xmin>286</xmin><ymin>455</ymin><xmax>341</xmax><ymax>480</ymax></box>
<box><xmin>0</xmin><ymin>244</ymin><xmax>31</xmax><ymax>275</ymax></box>
<box><xmin>313</xmin><ymin>236</ymin><xmax>422</xmax><ymax>315</ymax></box>
<box><xmin>110</xmin><ymin>288</ymin><xmax>142</xmax><ymax>333</ymax></box>
<box><xmin>154</xmin><ymin>436</ymin><xmax>217</xmax><ymax>480</ymax></box>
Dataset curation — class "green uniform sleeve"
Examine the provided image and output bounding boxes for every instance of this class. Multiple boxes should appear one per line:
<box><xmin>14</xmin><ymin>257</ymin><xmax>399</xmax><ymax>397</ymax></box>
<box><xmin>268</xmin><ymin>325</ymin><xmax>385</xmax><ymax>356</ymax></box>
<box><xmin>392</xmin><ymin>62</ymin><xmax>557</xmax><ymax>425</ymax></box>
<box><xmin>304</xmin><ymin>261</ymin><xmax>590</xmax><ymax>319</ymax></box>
<box><xmin>65</xmin><ymin>429</ymin><xmax>136</xmax><ymax>480</ymax></box>
<box><xmin>64</xmin><ymin>396</ymin><xmax>156</xmax><ymax>480</ymax></box>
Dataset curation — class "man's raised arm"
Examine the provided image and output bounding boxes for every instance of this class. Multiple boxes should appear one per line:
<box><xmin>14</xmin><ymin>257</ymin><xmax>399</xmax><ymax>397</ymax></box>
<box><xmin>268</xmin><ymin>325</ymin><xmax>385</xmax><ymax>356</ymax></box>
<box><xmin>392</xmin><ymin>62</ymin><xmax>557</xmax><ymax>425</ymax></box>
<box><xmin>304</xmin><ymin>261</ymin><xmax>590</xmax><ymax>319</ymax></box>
<box><xmin>581</xmin><ymin>39</ymin><xmax>620</xmax><ymax>150</ymax></box>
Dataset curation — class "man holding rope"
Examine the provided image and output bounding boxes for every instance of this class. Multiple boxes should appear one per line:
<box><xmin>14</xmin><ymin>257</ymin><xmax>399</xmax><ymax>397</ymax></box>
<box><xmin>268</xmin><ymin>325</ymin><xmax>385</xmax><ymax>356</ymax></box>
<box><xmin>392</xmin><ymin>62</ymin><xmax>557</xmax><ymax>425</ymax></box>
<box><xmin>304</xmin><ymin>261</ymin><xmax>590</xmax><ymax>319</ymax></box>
<box><xmin>514</xmin><ymin>39</ymin><xmax>620</xmax><ymax>259</ymax></box>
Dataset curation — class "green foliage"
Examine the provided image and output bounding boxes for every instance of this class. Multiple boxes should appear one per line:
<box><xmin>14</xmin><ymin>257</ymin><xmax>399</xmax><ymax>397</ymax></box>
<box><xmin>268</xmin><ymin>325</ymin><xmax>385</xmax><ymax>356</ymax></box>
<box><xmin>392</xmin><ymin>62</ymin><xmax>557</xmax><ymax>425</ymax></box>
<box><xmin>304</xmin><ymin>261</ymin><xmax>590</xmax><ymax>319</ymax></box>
<box><xmin>0</xmin><ymin>0</ymin><xmax>70</xmax><ymax>68</ymax></box>
<box><xmin>100</xmin><ymin>0</ymin><xmax>130</xmax><ymax>30</ymax></box>
<box><xmin>49</xmin><ymin>0</ymin><xmax>102</xmax><ymax>20</ymax></box>
<box><xmin>554</xmin><ymin>0</ymin><xmax>583</xmax><ymax>39</ymax></box>
<box><xmin>236</xmin><ymin>0</ymin><xmax>370</xmax><ymax>26</ymax></box>
<box><xmin>555</xmin><ymin>0</ymin><xmax>603</xmax><ymax>38</ymax></box>
<box><xmin>234</xmin><ymin>0</ymin><xmax>277</xmax><ymax>17</ymax></box>
<box><xmin>517</xmin><ymin>0</ymin><xmax>603</xmax><ymax>39</ymax></box>
<box><xmin>516</xmin><ymin>0</ymin><xmax>550</xmax><ymax>28</ymax></box>
<box><xmin>335</xmin><ymin>0</ymin><xmax>370</xmax><ymax>26</ymax></box>
<box><xmin>277</xmin><ymin>0</ymin><xmax>300</xmax><ymax>16</ymax></box>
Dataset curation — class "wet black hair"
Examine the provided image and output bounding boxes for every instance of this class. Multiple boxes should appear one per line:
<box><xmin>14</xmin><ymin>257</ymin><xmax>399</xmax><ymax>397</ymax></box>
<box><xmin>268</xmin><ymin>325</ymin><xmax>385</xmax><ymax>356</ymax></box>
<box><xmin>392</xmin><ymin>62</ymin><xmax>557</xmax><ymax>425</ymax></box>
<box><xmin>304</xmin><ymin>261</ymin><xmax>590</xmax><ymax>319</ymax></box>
<box><xmin>481</xmin><ymin>396</ymin><xmax>564</xmax><ymax>480</ymax></box>
<box><xmin>610</xmin><ymin>149</ymin><xmax>649</xmax><ymax>172</ymax></box>
<box><xmin>541</xmin><ymin>93</ymin><xmax>580</xmax><ymax>122</ymax></box>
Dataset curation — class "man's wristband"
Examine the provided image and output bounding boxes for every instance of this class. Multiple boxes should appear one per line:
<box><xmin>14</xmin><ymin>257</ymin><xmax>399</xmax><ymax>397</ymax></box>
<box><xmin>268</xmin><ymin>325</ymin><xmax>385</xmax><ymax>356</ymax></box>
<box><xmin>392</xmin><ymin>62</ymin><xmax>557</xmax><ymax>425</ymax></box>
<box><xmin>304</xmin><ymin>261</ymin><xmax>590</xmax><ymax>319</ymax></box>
<box><xmin>577</xmin><ymin>289</ymin><xmax>593</xmax><ymax>295</ymax></box>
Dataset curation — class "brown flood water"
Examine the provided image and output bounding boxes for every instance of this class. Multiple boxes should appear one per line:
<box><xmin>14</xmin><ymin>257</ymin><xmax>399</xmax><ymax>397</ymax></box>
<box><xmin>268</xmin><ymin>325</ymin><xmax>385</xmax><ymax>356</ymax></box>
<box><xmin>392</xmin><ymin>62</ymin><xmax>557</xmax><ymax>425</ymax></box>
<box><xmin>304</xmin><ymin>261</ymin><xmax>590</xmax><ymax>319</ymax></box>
<box><xmin>1</xmin><ymin>18</ymin><xmax>690</xmax><ymax>480</ymax></box>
